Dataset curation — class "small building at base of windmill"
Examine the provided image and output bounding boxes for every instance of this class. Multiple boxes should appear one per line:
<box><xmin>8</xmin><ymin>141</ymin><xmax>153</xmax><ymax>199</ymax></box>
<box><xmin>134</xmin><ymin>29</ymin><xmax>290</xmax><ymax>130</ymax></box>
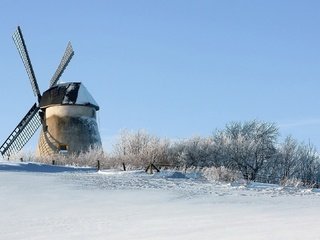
<box><xmin>37</xmin><ymin>82</ymin><xmax>102</xmax><ymax>156</ymax></box>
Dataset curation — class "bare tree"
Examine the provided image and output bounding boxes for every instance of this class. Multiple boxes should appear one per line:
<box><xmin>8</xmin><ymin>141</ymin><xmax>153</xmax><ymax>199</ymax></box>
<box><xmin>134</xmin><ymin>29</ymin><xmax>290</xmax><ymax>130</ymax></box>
<box><xmin>278</xmin><ymin>136</ymin><xmax>299</xmax><ymax>180</ymax></box>
<box><xmin>222</xmin><ymin>120</ymin><xmax>278</xmax><ymax>180</ymax></box>
<box><xmin>170</xmin><ymin>136</ymin><xmax>215</xmax><ymax>168</ymax></box>
<box><xmin>295</xmin><ymin>142</ymin><xmax>319</xmax><ymax>186</ymax></box>
<box><xmin>112</xmin><ymin>129</ymin><xmax>170</xmax><ymax>168</ymax></box>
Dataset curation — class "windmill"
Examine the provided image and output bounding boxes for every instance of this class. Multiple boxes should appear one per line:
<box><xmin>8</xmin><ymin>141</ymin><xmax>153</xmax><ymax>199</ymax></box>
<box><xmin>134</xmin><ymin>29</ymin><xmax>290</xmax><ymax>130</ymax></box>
<box><xmin>0</xmin><ymin>26</ymin><xmax>102</xmax><ymax>158</ymax></box>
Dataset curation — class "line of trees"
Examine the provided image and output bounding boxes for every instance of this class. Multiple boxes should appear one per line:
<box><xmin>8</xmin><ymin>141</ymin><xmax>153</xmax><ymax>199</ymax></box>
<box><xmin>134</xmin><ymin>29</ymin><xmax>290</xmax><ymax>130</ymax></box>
<box><xmin>109</xmin><ymin>120</ymin><xmax>320</xmax><ymax>186</ymax></box>
<box><xmin>16</xmin><ymin>120</ymin><xmax>319</xmax><ymax>187</ymax></box>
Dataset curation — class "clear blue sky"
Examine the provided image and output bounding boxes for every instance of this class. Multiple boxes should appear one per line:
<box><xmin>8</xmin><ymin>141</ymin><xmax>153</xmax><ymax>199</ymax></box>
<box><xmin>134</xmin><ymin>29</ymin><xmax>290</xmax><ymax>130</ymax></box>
<box><xmin>0</xmin><ymin>1</ymin><xmax>320</xmax><ymax>152</ymax></box>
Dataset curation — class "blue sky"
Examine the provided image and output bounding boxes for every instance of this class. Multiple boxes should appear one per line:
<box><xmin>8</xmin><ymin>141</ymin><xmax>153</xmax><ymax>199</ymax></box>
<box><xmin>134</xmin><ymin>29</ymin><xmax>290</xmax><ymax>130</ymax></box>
<box><xmin>0</xmin><ymin>1</ymin><xmax>320</xmax><ymax>151</ymax></box>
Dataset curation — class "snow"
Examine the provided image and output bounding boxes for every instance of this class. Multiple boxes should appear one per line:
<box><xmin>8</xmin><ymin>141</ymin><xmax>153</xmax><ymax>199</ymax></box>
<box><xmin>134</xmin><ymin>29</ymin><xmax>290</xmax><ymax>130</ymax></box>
<box><xmin>62</xmin><ymin>83</ymin><xmax>78</xmax><ymax>104</ymax></box>
<box><xmin>45</xmin><ymin>104</ymin><xmax>96</xmax><ymax>119</ymax></box>
<box><xmin>75</xmin><ymin>83</ymin><xmax>99</xmax><ymax>109</ymax></box>
<box><xmin>0</xmin><ymin>161</ymin><xmax>320</xmax><ymax>240</ymax></box>
<box><xmin>59</xmin><ymin>82</ymin><xmax>99</xmax><ymax>109</ymax></box>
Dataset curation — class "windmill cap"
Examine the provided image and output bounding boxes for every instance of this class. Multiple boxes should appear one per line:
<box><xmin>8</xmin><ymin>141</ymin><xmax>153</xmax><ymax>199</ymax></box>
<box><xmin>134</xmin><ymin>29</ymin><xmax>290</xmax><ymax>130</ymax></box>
<box><xmin>39</xmin><ymin>82</ymin><xmax>99</xmax><ymax>110</ymax></box>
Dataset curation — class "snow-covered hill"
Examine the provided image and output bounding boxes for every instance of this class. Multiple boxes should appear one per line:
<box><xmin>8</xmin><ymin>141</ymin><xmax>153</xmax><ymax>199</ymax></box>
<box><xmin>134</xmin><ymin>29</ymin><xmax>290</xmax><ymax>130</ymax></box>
<box><xmin>0</xmin><ymin>161</ymin><xmax>319</xmax><ymax>240</ymax></box>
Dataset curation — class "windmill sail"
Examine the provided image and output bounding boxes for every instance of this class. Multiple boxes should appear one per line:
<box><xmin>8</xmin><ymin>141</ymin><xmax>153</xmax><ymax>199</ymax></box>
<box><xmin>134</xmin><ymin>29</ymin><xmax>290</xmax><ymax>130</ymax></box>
<box><xmin>0</xmin><ymin>104</ymin><xmax>41</xmax><ymax>158</ymax></box>
<box><xmin>49</xmin><ymin>42</ymin><xmax>74</xmax><ymax>87</ymax></box>
<box><xmin>12</xmin><ymin>26</ymin><xmax>41</xmax><ymax>101</ymax></box>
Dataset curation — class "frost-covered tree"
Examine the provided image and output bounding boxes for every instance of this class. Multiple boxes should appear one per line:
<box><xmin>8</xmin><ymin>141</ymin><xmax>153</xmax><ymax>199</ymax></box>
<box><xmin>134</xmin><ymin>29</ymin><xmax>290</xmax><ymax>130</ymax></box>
<box><xmin>295</xmin><ymin>142</ymin><xmax>319</xmax><ymax>185</ymax></box>
<box><xmin>211</xmin><ymin>130</ymin><xmax>234</xmax><ymax>168</ymax></box>
<box><xmin>278</xmin><ymin>136</ymin><xmax>299</xmax><ymax>180</ymax></box>
<box><xmin>222</xmin><ymin>120</ymin><xmax>278</xmax><ymax>180</ymax></box>
<box><xmin>173</xmin><ymin>137</ymin><xmax>214</xmax><ymax>168</ymax></box>
<box><xmin>112</xmin><ymin>129</ymin><xmax>170</xmax><ymax>168</ymax></box>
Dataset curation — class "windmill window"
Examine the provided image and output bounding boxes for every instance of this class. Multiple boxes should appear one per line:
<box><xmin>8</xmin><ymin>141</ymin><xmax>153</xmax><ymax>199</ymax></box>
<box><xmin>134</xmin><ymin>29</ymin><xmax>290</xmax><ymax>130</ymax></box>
<box><xmin>58</xmin><ymin>144</ymin><xmax>68</xmax><ymax>151</ymax></box>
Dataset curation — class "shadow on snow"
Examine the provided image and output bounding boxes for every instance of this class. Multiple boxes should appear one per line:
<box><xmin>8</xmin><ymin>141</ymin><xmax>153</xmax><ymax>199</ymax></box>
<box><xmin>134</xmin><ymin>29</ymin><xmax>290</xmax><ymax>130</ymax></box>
<box><xmin>0</xmin><ymin>161</ymin><xmax>95</xmax><ymax>173</ymax></box>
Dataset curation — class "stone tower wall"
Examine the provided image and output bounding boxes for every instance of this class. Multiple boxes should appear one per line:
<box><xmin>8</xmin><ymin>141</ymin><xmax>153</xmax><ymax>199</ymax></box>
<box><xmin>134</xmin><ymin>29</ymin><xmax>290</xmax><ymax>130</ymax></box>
<box><xmin>37</xmin><ymin>105</ymin><xmax>102</xmax><ymax>156</ymax></box>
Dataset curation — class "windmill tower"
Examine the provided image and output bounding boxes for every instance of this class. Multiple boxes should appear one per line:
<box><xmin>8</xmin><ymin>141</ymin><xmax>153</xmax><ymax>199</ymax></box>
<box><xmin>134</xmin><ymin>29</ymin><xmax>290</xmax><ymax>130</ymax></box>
<box><xmin>0</xmin><ymin>26</ymin><xmax>102</xmax><ymax>158</ymax></box>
